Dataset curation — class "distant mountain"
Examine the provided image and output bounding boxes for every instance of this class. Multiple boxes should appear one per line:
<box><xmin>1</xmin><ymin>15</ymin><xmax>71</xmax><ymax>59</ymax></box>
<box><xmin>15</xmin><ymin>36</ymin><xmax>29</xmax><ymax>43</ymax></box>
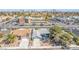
<box><xmin>0</xmin><ymin>9</ymin><xmax>79</xmax><ymax>12</ymax></box>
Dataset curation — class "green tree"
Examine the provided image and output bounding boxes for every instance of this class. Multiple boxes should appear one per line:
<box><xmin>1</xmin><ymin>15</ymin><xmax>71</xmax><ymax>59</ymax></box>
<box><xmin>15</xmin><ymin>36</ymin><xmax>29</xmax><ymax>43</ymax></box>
<box><xmin>49</xmin><ymin>25</ymin><xmax>62</xmax><ymax>45</ymax></box>
<box><xmin>59</xmin><ymin>33</ymin><xmax>73</xmax><ymax>49</ymax></box>
<box><xmin>73</xmin><ymin>37</ymin><xmax>79</xmax><ymax>45</ymax></box>
<box><xmin>49</xmin><ymin>25</ymin><xmax>73</xmax><ymax>48</ymax></box>
<box><xmin>6</xmin><ymin>34</ymin><xmax>16</xmax><ymax>43</ymax></box>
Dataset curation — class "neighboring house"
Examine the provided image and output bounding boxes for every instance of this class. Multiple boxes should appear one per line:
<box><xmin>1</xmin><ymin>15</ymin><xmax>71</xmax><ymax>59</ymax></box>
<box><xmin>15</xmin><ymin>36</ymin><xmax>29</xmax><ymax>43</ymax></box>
<box><xmin>11</xmin><ymin>29</ymin><xmax>31</xmax><ymax>37</ymax></box>
<box><xmin>18</xmin><ymin>16</ymin><xmax>25</xmax><ymax>25</ymax></box>
<box><xmin>11</xmin><ymin>28</ymin><xmax>31</xmax><ymax>48</ymax></box>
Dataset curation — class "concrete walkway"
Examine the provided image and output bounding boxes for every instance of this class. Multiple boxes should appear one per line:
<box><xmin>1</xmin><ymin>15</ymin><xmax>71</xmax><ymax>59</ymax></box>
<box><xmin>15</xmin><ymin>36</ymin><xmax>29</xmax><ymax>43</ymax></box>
<box><xmin>19</xmin><ymin>37</ymin><xmax>29</xmax><ymax>48</ymax></box>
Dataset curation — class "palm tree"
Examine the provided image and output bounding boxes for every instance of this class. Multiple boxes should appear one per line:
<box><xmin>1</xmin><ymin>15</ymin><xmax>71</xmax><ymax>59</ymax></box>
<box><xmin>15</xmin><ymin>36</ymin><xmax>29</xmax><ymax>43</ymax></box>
<box><xmin>49</xmin><ymin>25</ymin><xmax>62</xmax><ymax>45</ymax></box>
<box><xmin>73</xmin><ymin>37</ymin><xmax>79</xmax><ymax>45</ymax></box>
<box><xmin>59</xmin><ymin>32</ymin><xmax>73</xmax><ymax>49</ymax></box>
<box><xmin>49</xmin><ymin>25</ymin><xmax>73</xmax><ymax>49</ymax></box>
<box><xmin>68</xmin><ymin>32</ymin><xmax>79</xmax><ymax>45</ymax></box>
<box><xmin>6</xmin><ymin>34</ymin><xmax>16</xmax><ymax>43</ymax></box>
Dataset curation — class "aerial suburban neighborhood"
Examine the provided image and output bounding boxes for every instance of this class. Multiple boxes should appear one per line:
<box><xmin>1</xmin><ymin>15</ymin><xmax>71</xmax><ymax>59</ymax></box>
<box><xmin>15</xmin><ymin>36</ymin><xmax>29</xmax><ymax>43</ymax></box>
<box><xmin>0</xmin><ymin>9</ymin><xmax>79</xmax><ymax>49</ymax></box>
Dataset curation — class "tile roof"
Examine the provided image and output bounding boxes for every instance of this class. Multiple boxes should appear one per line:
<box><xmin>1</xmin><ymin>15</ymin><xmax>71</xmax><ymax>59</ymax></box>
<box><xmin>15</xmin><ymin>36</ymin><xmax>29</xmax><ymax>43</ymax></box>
<box><xmin>12</xmin><ymin>29</ymin><xmax>31</xmax><ymax>36</ymax></box>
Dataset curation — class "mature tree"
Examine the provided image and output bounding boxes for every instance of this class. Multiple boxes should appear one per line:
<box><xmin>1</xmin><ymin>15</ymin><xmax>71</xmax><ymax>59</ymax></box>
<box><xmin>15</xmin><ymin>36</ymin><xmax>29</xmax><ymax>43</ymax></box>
<box><xmin>59</xmin><ymin>32</ymin><xmax>73</xmax><ymax>49</ymax></box>
<box><xmin>49</xmin><ymin>25</ymin><xmax>73</xmax><ymax>49</ymax></box>
<box><xmin>73</xmin><ymin>37</ymin><xmax>79</xmax><ymax>45</ymax></box>
<box><xmin>6</xmin><ymin>34</ymin><xmax>16</xmax><ymax>43</ymax></box>
<box><xmin>49</xmin><ymin>25</ymin><xmax>63</xmax><ymax>45</ymax></box>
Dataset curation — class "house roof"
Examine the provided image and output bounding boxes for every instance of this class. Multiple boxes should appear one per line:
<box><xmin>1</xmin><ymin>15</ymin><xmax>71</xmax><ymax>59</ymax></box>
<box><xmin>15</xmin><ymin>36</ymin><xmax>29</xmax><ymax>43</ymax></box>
<box><xmin>12</xmin><ymin>29</ymin><xmax>31</xmax><ymax>36</ymax></box>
